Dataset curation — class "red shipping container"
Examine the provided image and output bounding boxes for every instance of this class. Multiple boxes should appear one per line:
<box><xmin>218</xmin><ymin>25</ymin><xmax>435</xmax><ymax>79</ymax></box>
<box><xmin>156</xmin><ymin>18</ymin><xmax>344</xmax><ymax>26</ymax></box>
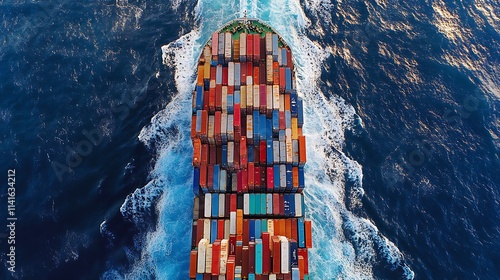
<box><xmin>234</xmin><ymin>103</ymin><xmax>241</xmax><ymax>131</ymax></box>
<box><xmin>260</xmin><ymin>166</ymin><xmax>266</xmax><ymax>190</ymax></box>
<box><xmin>242</xmin><ymin>246</ymin><xmax>249</xmax><ymax>278</ymax></box>
<box><xmin>196</xmin><ymin>219</ymin><xmax>204</xmax><ymax>245</ymax></box>
<box><xmin>279</xmin><ymin>111</ymin><xmax>285</xmax><ymax>130</ymax></box>
<box><xmin>298</xmin><ymin>255</ymin><xmax>304</xmax><ymax>280</ymax></box>
<box><xmin>242</xmin><ymin>169</ymin><xmax>248</xmax><ymax>193</ymax></box>
<box><xmin>247</xmin><ymin>63</ymin><xmax>254</xmax><ymax>83</ymax></box>
<box><xmin>267</xmin><ymin>167</ymin><xmax>274</xmax><ymax>191</ymax></box>
<box><xmin>201</xmin><ymin>110</ymin><xmax>208</xmax><ymax>138</ymax></box>
<box><xmin>273</xmin><ymin>194</ymin><xmax>280</xmax><ymax>215</ymax></box>
<box><xmin>248</xmin><ymin>162</ymin><xmax>255</xmax><ymax>191</ymax></box>
<box><xmin>234</xmin><ymin>141</ymin><xmax>240</xmax><ymax>170</ymax></box>
<box><xmin>243</xmin><ymin>219</ymin><xmax>250</xmax><ymax>246</ymax></box>
<box><xmin>249</xmin><ymin>241</ymin><xmax>256</xmax><ymax>274</ymax></box>
<box><xmin>237</xmin><ymin>171</ymin><xmax>243</xmax><ymax>193</ymax></box>
<box><xmin>254</xmin><ymin>166</ymin><xmax>261</xmax><ymax>191</ymax></box>
<box><xmin>236</xmin><ymin>240</ymin><xmax>243</xmax><ymax>266</ymax></box>
<box><xmin>273</xmin><ymin>62</ymin><xmax>280</xmax><ymax>85</ymax></box>
<box><xmin>216</xmin><ymin>85</ymin><xmax>222</xmax><ymax>111</ymax></box>
<box><xmin>259</xmin><ymin>141</ymin><xmax>267</xmax><ymax>166</ymax></box>
<box><xmin>209</xmin><ymin>145</ymin><xmax>217</xmax><ymax>165</ymax></box>
<box><xmin>227</xmin><ymin>256</ymin><xmax>235</xmax><ymax>280</ymax></box>
<box><xmin>298</xmin><ymin>136</ymin><xmax>307</xmax><ymax>165</ymax></box>
<box><xmin>272</xmin><ymin>236</ymin><xmax>281</xmax><ymax>274</ymax></box>
<box><xmin>212</xmin><ymin>240</ymin><xmax>221</xmax><ymax>275</ymax></box>
<box><xmin>209</xmin><ymin>88</ymin><xmax>216</xmax><ymax>112</ymax></box>
<box><xmin>201</xmin><ymin>144</ymin><xmax>209</xmax><ymax>166</ymax></box>
<box><xmin>189</xmin><ymin>250</ymin><xmax>197</xmax><ymax>278</ymax></box>
<box><xmin>240</xmin><ymin>136</ymin><xmax>248</xmax><ymax>168</ymax></box>
<box><xmin>260</xmin><ymin>84</ymin><xmax>267</xmax><ymax>113</ymax></box>
<box><xmin>259</xmin><ymin>63</ymin><xmax>266</xmax><ymax>84</ymax></box>
<box><xmin>200</xmin><ymin>164</ymin><xmax>207</xmax><ymax>189</ymax></box>
<box><xmin>247</xmin><ymin>34</ymin><xmax>254</xmax><ymax>62</ymax></box>
<box><xmin>253</xmin><ymin>34</ymin><xmax>260</xmax><ymax>63</ymax></box>
<box><xmin>262</xmin><ymin>232</ymin><xmax>271</xmax><ymax>274</ymax></box>
<box><xmin>218</xmin><ymin>220</ymin><xmax>225</xmax><ymax>239</ymax></box>
<box><xmin>298</xmin><ymin>248</ymin><xmax>308</xmax><ymax>274</ymax></box>
<box><xmin>241</xmin><ymin>62</ymin><xmax>247</xmax><ymax>85</ymax></box>
<box><xmin>291</xmin><ymin>218</ymin><xmax>298</xmax><ymax>241</ymax></box>
<box><xmin>230</xmin><ymin>194</ymin><xmax>237</xmax><ymax>211</ymax></box>
<box><xmin>223</xmin><ymin>66</ymin><xmax>228</xmax><ymax>86</ymax></box>
<box><xmin>207</xmin><ymin>165</ymin><xmax>214</xmax><ymax>190</ymax></box>
<box><xmin>215</xmin><ymin>111</ymin><xmax>221</xmax><ymax>144</ymax></box>
<box><xmin>230</xmin><ymin>234</ymin><xmax>236</xmax><ymax>255</ymax></box>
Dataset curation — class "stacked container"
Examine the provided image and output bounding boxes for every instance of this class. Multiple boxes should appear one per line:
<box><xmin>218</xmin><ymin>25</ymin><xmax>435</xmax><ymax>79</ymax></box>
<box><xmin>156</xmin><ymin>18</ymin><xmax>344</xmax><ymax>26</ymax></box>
<box><xmin>190</xmin><ymin>20</ymin><xmax>311</xmax><ymax>280</ymax></box>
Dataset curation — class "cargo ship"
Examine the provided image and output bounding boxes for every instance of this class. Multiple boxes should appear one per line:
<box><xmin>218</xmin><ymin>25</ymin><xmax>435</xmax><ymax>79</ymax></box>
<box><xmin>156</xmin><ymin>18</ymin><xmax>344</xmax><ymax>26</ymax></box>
<box><xmin>189</xmin><ymin>17</ymin><xmax>313</xmax><ymax>279</ymax></box>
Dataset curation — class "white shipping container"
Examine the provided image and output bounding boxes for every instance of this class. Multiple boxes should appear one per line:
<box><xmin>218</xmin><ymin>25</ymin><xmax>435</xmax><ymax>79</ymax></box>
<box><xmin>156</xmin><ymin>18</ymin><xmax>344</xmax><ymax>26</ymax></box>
<box><xmin>220</xmin><ymin>169</ymin><xmax>227</xmax><ymax>192</ymax></box>
<box><xmin>220</xmin><ymin>239</ymin><xmax>229</xmax><ymax>275</ymax></box>
<box><xmin>269</xmin><ymin>274</ymin><xmax>277</xmax><ymax>280</ymax></box>
<box><xmin>228</xmin><ymin>62</ymin><xmax>235</xmax><ymax>86</ymax></box>
<box><xmin>279</xmin><ymin>141</ymin><xmax>286</xmax><ymax>163</ymax></box>
<box><xmin>224</xmin><ymin>219</ymin><xmax>230</xmax><ymax>239</ymax></box>
<box><xmin>219</xmin><ymin>193</ymin><xmax>225</xmax><ymax>218</ymax></box>
<box><xmin>203</xmin><ymin>219</ymin><xmax>211</xmax><ymax>241</ymax></box>
<box><xmin>243</xmin><ymin>193</ymin><xmax>250</xmax><ymax>215</ymax></box>
<box><xmin>273</xmin><ymin>85</ymin><xmax>280</xmax><ymax>110</ymax></box>
<box><xmin>279</xmin><ymin>94</ymin><xmax>285</xmax><ymax>112</ymax></box>
<box><xmin>230</xmin><ymin>211</ymin><xmax>237</xmax><ymax>234</ymax></box>
<box><xmin>208</xmin><ymin>115</ymin><xmax>215</xmax><ymax>145</ymax></box>
<box><xmin>292</xmin><ymin>139</ymin><xmax>299</xmax><ymax>165</ymax></box>
<box><xmin>221</xmin><ymin>113</ymin><xmax>228</xmax><ymax>138</ymax></box>
<box><xmin>280</xmin><ymin>164</ymin><xmax>286</xmax><ymax>188</ymax></box>
<box><xmin>280</xmin><ymin>236</ymin><xmax>290</xmax><ymax>274</ymax></box>
<box><xmin>218</xmin><ymin>33</ymin><xmax>225</xmax><ymax>55</ymax></box>
<box><xmin>246</xmin><ymin>114</ymin><xmax>253</xmax><ymax>140</ymax></box>
<box><xmin>267</xmin><ymin>85</ymin><xmax>273</xmax><ymax>112</ymax></box>
<box><xmin>266</xmin><ymin>55</ymin><xmax>273</xmax><ymax>84</ymax></box>
<box><xmin>266</xmin><ymin>33</ymin><xmax>273</xmax><ymax>54</ymax></box>
<box><xmin>273</xmin><ymin>141</ymin><xmax>280</xmax><ymax>164</ymax></box>
<box><xmin>253</xmin><ymin>85</ymin><xmax>260</xmax><ymax>109</ymax></box>
<box><xmin>224</xmin><ymin>32</ymin><xmax>232</xmax><ymax>59</ymax></box>
<box><xmin>266</xmin><ymin>193</ymin><xmax>273</xmax><ymax>214</ymax></box>
<box><xmin>197</xmin><ymin>239</ymin><xmax>208</xmax><ymax>273</ymax></box>
<box><xmin>227</xmin><ymin>114</ymin><xmax>234</xmax><ymax>141</ymax></box>
<box><xmin>206</xmin><ymin>244</ymin><xmax>213</xmax><ymax>274</ymax></box>
<box><xmin>205</xmin><ymin>193</ymin><xmax>212</xmax><ymax>218</ymax></box>
<box><xmin>267</xmin><ymin>219</ymin><xmax>275</xmax><ymax>237</ymax></box>
<box><xmin>222</xmin><ymin>86</ymin><xmax>228</xmax><ymax>113</ymax></box>
<box><xmin>246</xmin><ymin>75</ymin><xmax>253</xmax><ymax>86</ymax></box>
<box><xmin>295</xmin><ymin>193</ymin><xmax>303</xmax><ymax>217</ymax></box>
<box><xmin>240</xmin><ymin>33</ymin><xmax>247</xmax><ymax>57</ymax></box>
<box><xmin>228</xmin><ymin>141</ymin><xmax>234</xmax><ymax>167</ymax></box>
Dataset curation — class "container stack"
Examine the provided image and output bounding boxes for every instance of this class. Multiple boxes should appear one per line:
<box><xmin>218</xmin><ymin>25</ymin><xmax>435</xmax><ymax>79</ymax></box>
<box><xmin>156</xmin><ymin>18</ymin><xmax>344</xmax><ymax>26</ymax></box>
<box><xmin>190</xmin><ymin>21</ymin><xmax>312</xmax><ymax>280</ymax></box>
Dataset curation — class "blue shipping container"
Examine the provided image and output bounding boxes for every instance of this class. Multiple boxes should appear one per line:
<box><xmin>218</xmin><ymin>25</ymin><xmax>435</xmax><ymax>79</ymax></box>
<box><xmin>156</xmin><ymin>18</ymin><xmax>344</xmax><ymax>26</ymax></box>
<box><xmin>298</xmin><ymin>217</ymin><xmax>305</xmax><ymax>247</ymax></box>
<box><xmin>193</xmin><ymin>168</ymin><xmax>200</xmax><ymax>195</ymax></box>
<box><xmin>213</xmin><ymin>164</ymin><xmax>220</xmax><ymax>191</ymax></box>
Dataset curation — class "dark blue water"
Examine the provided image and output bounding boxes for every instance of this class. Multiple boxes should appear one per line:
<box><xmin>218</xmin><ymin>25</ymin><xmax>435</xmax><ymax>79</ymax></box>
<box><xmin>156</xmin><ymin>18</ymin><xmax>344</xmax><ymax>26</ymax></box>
<box><xmin>0</xmin><ymin>0</ymin><xmax>498</xmax><ymax>279</ymax></box>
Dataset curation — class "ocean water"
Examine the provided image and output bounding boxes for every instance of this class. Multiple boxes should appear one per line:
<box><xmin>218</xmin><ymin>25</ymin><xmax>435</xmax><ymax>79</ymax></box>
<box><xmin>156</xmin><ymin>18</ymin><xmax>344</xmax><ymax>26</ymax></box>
<box><xmin>0</xmin><ymin>0</ymin><xmax>498</xmax><ymax>279</ymax></box>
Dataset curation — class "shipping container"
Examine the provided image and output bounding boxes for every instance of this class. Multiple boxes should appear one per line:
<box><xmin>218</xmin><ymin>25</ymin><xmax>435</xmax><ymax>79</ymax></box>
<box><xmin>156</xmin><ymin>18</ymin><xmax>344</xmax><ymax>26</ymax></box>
<box><xmin>247</xmin><ymin>34</ymin><xmax>254</xmax><ymax>62</ymax></box>
<box><xmin>280</xmin><ymin>236</ymin><xmax>289</xmax><ymax>274</ymax></box>
<box><xmin>297</xmin><ymin>98</ymin><xmax>304</xmax><ymax>128</ymax></box>
<box><xmin>240</xmin><ymin>33</ymin><xmax>247</xmax><ymax>62</ymax></box>
<box><xmin>298</xmin><ymin>136</ymin><xmax>306</xmax><ymax>166</ymax></box>
<box><xmin>304</xmin><ymin>220</ymin><xmax>312</xmax><ymax>248</ymax></box>
<box><xmin>225</xmin><ymin>33</ymin><xmax>232</xmax><ymax>62</ymax></box>
<box><xmin>272</xmin><ymin>34</ymin><xmax>279</xmax><ymax>61</ymax></box>
<box><xmin>228</xmin><ymin>62</ymin><xmax>235</xmax><ymax>86</ymax></box>
<box><xmin>206</xmin><ymin>244</ymin><xmax>213</xmax><ymax>273</ymax></box>
<box><xmin>253</xmin><ymin>34</ymin><xmax>260</xmax><ymax>63</ymax></box>
<box><xmin>190</xmin><ymin>250</ymin><xmax>197</xmax><ymax>278</ymax></box>
<box><xmin>266</xmin><ymin>55</ymin><xmax>273</xmax><ymax>85</ymax></box>
<box><xmin>198</xmin><ymin>239</ymin><xmax>208</xmax><ymax>273</ymax></box>
<box><xmin>234</xmin><ymin>40</ymin><xmax>240</xmax><ymax>62</ymax></box>
<box><xmin>266</xmin><ymin>33</ymin><xmax>272</xmax><ymax>54</ymax></box>
<box><xmin>255</xmin><ymin>238</ymin><xmax>263</xmax><ymax>275</ymax></box>
<box><xmin>235</xmin><ymin>63</ymin><xmax>241</xmax><ymax>89</ymax></box>
<box><xmin>285</xmin><ymin>68</ymin><xmax>291</xmax><ymax>93</ymax></box>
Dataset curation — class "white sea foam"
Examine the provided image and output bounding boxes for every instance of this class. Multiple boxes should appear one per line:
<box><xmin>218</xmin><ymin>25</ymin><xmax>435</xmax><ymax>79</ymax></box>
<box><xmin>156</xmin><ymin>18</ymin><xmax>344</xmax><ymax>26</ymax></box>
<box><xmin>114</xmin><ymin>0</ymin><xmax>416</xmax><ymax>279</ymax></box>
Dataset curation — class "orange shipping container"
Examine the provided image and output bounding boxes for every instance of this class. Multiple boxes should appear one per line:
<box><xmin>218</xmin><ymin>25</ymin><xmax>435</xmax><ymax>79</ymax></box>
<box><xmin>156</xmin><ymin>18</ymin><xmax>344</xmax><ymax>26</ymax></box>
<box><xmin>197</xmin><ymin>65</ymin><xmax>204</xmax><ymax>86</ymax></box>
<box><xmin>285</xmin><ymin>94</ymin><xmax>291</xmax><ymax>111</ymax></box>
<box><xmin>189</xmin><ymin>250</ymin><xmax>197</xmax><ymax>278</ymax></box>
<box><xmin>292</xmin><ymin>167</ymin><xmax>298</xmax><ymax>189</ymax></box>
<box><xmin>305</xmin><ymin>220</ymin><xmax>313</xmax><ymax>248</ymax></box>
<box><xmin>192</xmin><ymin>138</ymin><xmax>202</xmax><ymax>167</ymax></box>
<box><xmin>191</xmin><ymin>115</ymin><xmax>197</xmax><ymax>140</ymax></box>
<box><xmin>285</xmin><ymin>219</ymin><xmax>292</xmax><ymax>239</ymax></box>
<box><xmin>236</xmin><ymin>209</ymin><xmax>243</xmax><ymax>235</ymax></box>
<box><xmin>273</xmin><ymin>62</ymin><xmax>279</xmax><ymax>85</ymax></box>
<box><xmin>298</xmin><ymin>136</ymin><xmax>307</xmax><ymax>165</ymax></box>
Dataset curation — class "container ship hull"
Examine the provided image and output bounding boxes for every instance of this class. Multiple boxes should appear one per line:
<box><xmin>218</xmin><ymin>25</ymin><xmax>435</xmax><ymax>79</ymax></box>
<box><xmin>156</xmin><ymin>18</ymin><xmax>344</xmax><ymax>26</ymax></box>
<box><xmin>189</xmin><ymin>18</ymin><xmax>313</xmax><ymax>280</ymax></box>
